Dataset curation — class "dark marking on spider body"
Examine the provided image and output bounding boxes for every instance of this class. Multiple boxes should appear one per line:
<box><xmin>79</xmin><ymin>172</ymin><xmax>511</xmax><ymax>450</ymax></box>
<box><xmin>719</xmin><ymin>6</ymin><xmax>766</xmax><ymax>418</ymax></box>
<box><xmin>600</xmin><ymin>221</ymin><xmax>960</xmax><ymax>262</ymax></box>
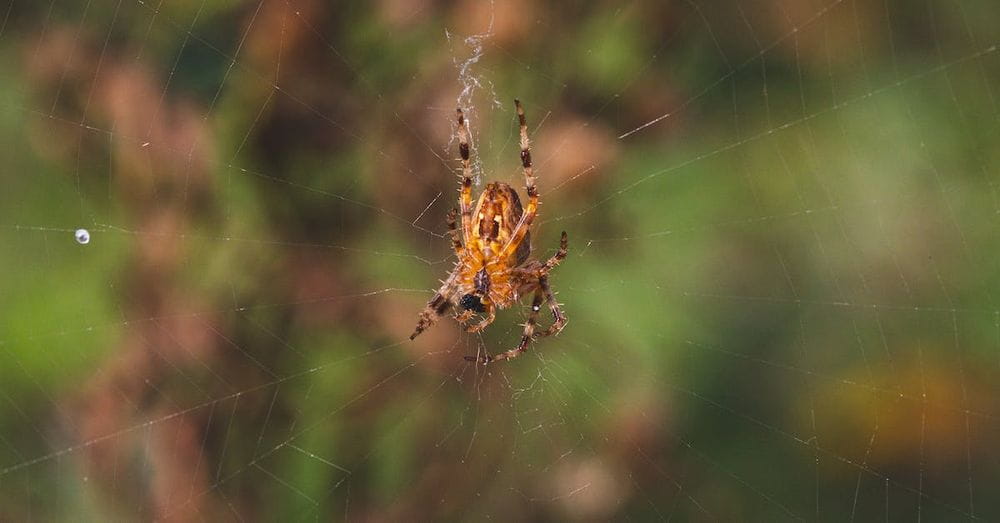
<box><xmin>459</xmin><ymin>294</ymin><xmax>486</xmax><ymax>313</ymax></box>
<box><xmin>473</xmin><ymin>268</ymin><xmax>491</xmax><ymax>295</ymax></box>
<box><xmin>409</xmin><ymin>100</ymin><xmax>568</xmax><ymax>364</ymax></box>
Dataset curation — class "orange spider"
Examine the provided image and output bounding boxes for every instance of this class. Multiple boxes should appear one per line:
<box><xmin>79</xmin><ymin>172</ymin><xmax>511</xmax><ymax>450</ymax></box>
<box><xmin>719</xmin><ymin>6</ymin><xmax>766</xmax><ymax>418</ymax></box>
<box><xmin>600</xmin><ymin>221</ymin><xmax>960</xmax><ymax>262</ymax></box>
<box><xmin>410</xmin><ymin>100</ymin><xmax>567</xmax><ymax>363</ymax></box>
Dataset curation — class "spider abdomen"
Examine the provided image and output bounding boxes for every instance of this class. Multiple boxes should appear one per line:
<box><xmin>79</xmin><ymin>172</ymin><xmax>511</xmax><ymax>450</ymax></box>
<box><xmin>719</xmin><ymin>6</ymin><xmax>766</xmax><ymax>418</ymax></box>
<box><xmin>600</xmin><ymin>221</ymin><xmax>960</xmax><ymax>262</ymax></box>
<box><xmin>471</xmin><ymin>182</ymin><xmax>530</xmax><ymax>266</ymax></box>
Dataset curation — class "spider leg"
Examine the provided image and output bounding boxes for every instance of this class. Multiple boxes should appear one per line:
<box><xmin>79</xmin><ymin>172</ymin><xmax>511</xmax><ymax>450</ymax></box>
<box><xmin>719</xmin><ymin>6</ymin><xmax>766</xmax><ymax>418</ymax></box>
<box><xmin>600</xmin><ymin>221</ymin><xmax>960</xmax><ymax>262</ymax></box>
<box><xmin>466</xmin><ymin>288</ymin><xmax>545</xmax><ymax>364</ymax></box>
<box><xmin>410</xmin><ymin>274</ymin><xmax>458</xmax><ymax>340</ymax></box>
<box><xmin>456</xmin><ymin>108</ymin><xmax>474</xmax><ymax>246</ymax></box>
<box><xmin>446</xmin><ymin>207</ymin><xmax>463</xmax><ymax>256</ymax></box>
<box><xmin>454</xmin><ymin>309</ymin><xmax>475</xmax><ymax>324</ymax></box>
<box><xmin>499</xmin><ymin>100</ymin><xmax>538</xmax><ymax>261</ymax></box>
<box><xmin>541</xmin><ymin>231</ymin><xmax>568</xmax><ymax>273</ymax></box>
<box><xmin>464</xmin><ymin>304</ymin><xmax>496</xmax><ymax>333</ymax></box>
<box><xmin>535</xmin><ymin>275</ymin><xmax>566</xmax><ymax>338</ymax></box>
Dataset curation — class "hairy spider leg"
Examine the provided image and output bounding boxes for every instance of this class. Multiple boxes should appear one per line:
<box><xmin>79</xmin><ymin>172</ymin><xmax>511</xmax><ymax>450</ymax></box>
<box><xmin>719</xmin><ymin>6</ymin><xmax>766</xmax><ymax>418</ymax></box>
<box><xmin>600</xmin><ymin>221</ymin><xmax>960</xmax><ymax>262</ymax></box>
<box><xmin>466</xmin><ymin>287</ymin><xmax>546</xmax><ymax>364</ymax></box>
<box><xmin>456</xmin><ymin>108</ymin><xmax>474</xmax><ymax>247</ymax></box>
<box><xmin>464</xmin><ymin>304</ymin><xmax>496</xmax><ymax>333</ymax></box>
<box><xmin>499</xmin><ymin>99</ymin><xmax>538</xmax><ymax>262</ymax></box>
<box><xmin>542</xmin><ymin>231</ymin><xmax>568</xmax><ymax>272</ymax></box>
<box><xmin>534</xmin><ymin>231</ymin><xmax>569</xmax><ymax>338</ymax></box>
<box><xmin>536</xmin><ymin>275</ymin><xmax>566</xmax><ymax>337</ymax></box>
<box><xmin>454</xmin><ymin>309</ymin><xmax>476</xmax><ymax>324</ymax></box>
<box><xmin>446</xmin><ymin>207</ymin><xmax>463</xmax><ymax>256</ymax></box>
<box><xmin>409</xmin><ymin>272</ymin><xmax>458</xmax><ymax>340</ymax></box>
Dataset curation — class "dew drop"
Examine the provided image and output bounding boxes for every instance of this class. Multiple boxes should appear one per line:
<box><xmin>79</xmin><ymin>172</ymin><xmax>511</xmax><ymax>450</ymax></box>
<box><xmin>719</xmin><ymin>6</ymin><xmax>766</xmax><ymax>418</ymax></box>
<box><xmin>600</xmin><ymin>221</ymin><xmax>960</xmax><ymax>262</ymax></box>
<box><xmin>74</xmin><ymin>229</ymin><xmax>91</xmax><ymax>245</ymax></box>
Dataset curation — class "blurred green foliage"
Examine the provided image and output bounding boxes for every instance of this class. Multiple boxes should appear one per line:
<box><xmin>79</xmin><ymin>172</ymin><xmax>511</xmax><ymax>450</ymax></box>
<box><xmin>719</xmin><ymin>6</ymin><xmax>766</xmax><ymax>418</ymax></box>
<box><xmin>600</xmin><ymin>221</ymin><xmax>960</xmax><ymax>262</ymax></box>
<box><xmin>2</xmin><ymin>1</ymin><xmax>1000</xmax><ymax>520</ymax></box>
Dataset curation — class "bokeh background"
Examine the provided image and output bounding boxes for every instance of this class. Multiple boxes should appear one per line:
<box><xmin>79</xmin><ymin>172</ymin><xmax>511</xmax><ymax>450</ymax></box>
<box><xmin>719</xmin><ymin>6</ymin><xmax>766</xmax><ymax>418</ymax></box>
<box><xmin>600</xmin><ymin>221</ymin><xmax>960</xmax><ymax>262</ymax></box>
<box><xmin>2</xmin><ymin>0</ymin><xmax>999</xmax><ymax>520</ymax></box>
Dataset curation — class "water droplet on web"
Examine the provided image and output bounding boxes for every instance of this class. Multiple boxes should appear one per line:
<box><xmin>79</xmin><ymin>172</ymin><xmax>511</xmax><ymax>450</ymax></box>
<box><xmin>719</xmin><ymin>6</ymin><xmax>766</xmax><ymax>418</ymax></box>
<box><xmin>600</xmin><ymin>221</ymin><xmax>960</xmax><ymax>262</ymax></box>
<box><xmin>74</xmin><ymin>229</ymin><xmax>90</xmax><ymax>245</ymax></box>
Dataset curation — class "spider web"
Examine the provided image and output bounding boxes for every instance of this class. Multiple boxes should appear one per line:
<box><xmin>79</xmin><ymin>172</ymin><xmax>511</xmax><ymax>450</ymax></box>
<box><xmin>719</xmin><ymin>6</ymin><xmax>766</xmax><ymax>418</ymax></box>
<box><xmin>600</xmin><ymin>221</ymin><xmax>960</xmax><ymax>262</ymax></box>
<box><xmin>1</xmin><ymin>0</ymin><xmax>999</xmax><ymax>520</ymax></box>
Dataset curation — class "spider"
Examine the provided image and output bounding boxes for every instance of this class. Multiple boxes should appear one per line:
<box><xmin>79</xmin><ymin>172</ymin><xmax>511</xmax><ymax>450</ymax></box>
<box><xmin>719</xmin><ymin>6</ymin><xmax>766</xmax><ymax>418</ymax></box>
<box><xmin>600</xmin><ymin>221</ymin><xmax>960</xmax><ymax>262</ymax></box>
<box><xmin>409</xmin><ymin>100</ymin><xmax>568</xmax><ymax>364</ymax></box>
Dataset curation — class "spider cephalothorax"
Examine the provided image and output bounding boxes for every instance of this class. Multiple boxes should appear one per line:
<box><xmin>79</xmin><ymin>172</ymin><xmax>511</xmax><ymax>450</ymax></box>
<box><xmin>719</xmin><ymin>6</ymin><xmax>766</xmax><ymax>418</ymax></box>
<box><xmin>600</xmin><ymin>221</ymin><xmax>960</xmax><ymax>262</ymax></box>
<box><xmin>409</xmin><ymin>100</ymin><xmax>568</xmax><ymax>364</ymax></box>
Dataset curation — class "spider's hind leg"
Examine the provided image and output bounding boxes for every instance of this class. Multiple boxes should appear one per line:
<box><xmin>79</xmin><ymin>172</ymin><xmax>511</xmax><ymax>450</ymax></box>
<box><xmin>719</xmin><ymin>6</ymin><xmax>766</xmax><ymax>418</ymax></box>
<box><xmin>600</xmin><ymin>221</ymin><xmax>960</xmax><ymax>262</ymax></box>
<box><xmin>446</xmin><ymin>207</ymin><xmax>463</xmax><ymax>255</ymax></box>
<box><xmin>456</xmin><ymin>109</ymin><xmax>474</xmax><ymax>245</ymax></box>
<box><xmin>499</xmin><ymin>100</ymin><xmax>539</xmax><ymax>261</ymax></box>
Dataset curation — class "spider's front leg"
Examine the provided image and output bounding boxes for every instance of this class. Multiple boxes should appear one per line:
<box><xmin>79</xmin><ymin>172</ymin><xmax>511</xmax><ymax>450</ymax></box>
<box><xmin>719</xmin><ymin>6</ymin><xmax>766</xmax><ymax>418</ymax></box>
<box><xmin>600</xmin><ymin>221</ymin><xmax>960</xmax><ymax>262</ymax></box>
<box><xmin>467</xmin><ymin>289</ymin><xmax>545</xmax><ymax>364</ymax></box>
<box><xmin>410</xmin><ymin>274</ymin><xmax>458</xmax><ymax>340</ymax></box>
<box><xmin>454</xmin><ymin>309</ymin><xmax>476</xmax><ymax>324</ymax></box>
<box><xmin>542</xmin><ymin>231</ymin><xmax>568</xmax><ymax>273</ymax></box>
<box><xmin>464</xmin><ymin>304</ymin><xmax>496</xmax><ymax>333</ymax></box>
<box><xmin>536</xmin><ymin>275</ymin><xmax>566</xmax><ymax>337</ymax></box>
